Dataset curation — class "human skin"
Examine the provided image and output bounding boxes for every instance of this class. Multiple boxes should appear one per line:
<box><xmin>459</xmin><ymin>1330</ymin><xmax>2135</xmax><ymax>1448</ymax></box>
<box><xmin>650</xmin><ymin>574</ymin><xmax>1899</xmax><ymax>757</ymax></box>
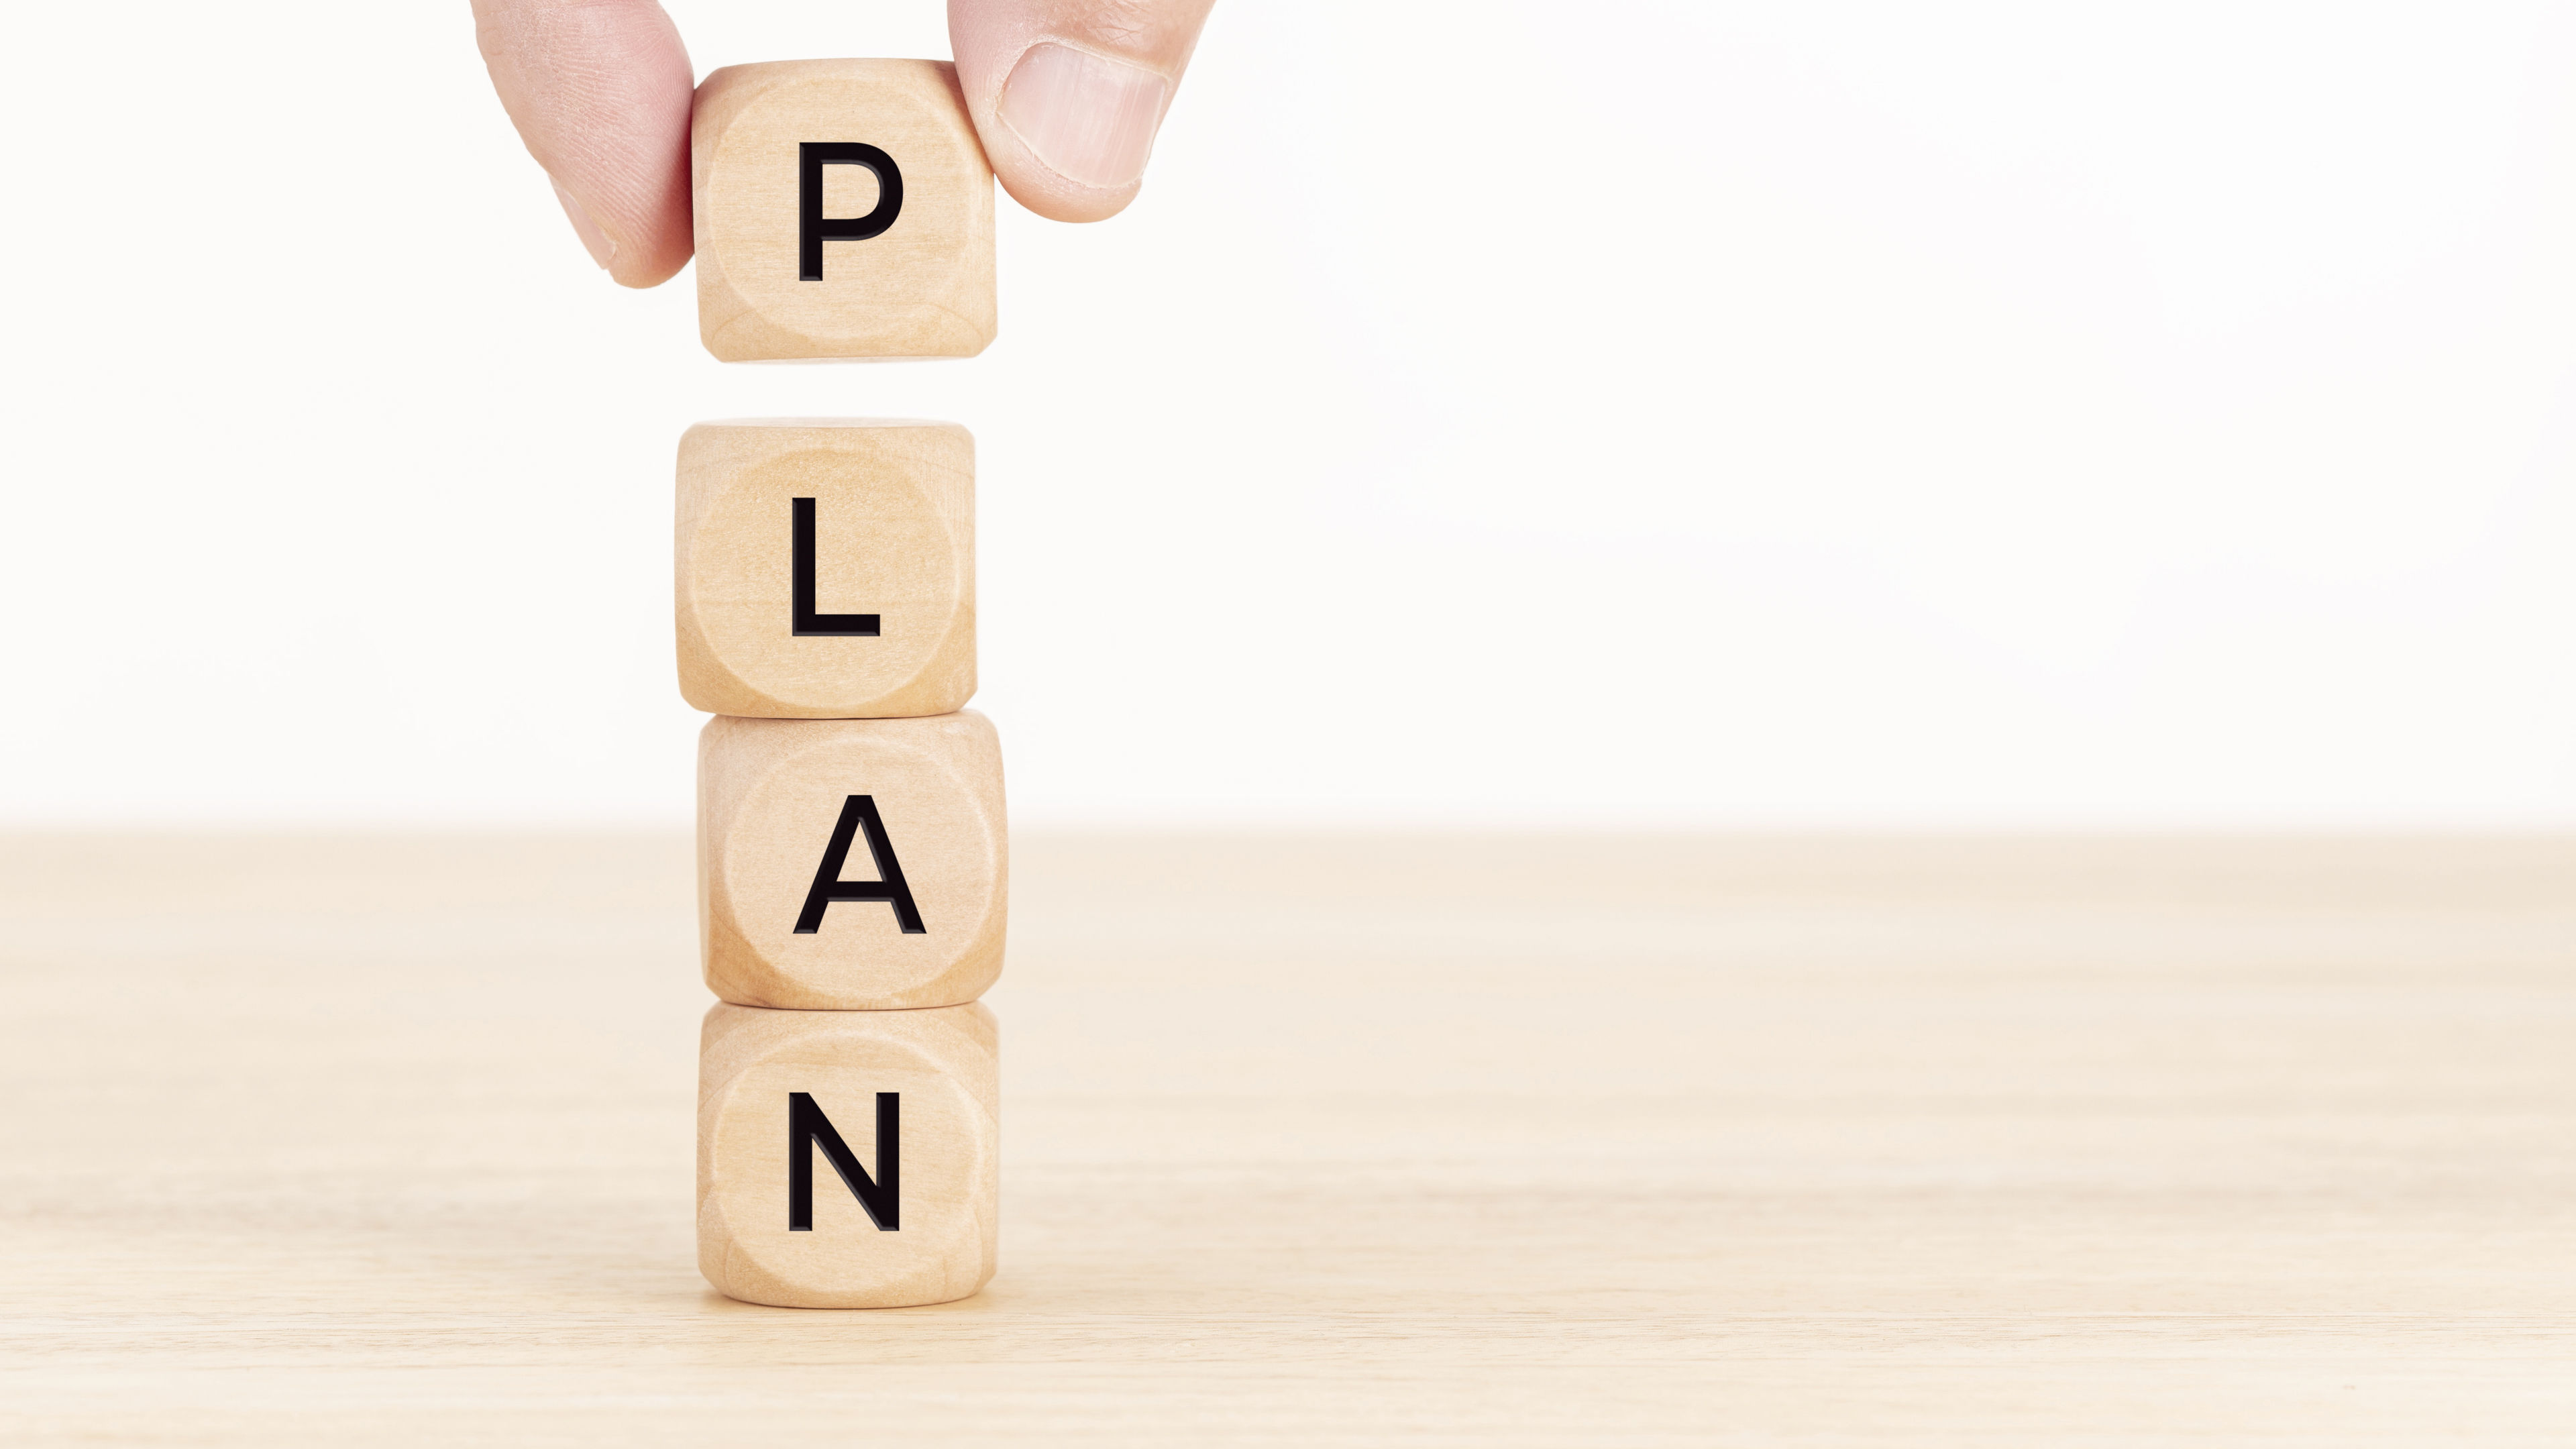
<box><xmin>471</xmin><ymin>0</ymin><xmax>1218</xmax><ymax>286</ymax></box>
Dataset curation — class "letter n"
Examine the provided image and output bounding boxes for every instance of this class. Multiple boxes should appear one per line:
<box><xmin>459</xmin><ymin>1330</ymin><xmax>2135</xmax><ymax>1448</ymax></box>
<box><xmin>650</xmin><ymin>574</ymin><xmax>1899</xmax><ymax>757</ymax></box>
<box><xmin>794</xmin><ymin>794</ymin><xmax>928</xmax><ymax>934</ymax></box>
<box><xmin>788</xmin><ymin>1091</ymin><xmax>899</xmax><ymax>1231</ymax></box>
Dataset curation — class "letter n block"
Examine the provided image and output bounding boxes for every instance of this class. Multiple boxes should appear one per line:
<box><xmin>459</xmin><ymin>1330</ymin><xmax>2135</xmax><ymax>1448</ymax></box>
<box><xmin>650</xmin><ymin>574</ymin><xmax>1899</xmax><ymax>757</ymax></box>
<box><xmin>699</xmin><ymin>1002</ymin><xmax>999</xmax><ymax>1308</ymax></box>
<box><xmin>694</xmin><ymin>59</ymin><xmax>997</xmax><ymax>360</ymax></box>
<box><xmin>677</xmin><ymin>420</ymin><xmax>974</xmax><ymax>720</ymax></box>
<box><xmin>700</xmin><ymin>712</ymin><xmax>1006</xmax><ymax>1010</ymax></box>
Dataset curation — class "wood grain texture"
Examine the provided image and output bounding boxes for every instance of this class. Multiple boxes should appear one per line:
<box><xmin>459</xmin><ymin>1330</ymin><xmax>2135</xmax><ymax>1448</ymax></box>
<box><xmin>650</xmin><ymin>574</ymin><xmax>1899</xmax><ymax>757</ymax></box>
<box><xmin>1</xmin><ymin>833</ymin><xmax>2572</xmax><ymax>1444</ymax></box>
<box><xmin>700</xmin><ymin>1002</ymin><xmax>1000</xmax><ymax>1307</ymax></box>
<box><xmin>694</xmin><ymin>60</ymin><xmax>996</xmax><ymax>360</ymax></box>
<box><xmin>677</xmin><ymin>419</ymin><xmax>975</xmax><ymax>720</ymax></box>
<box><xmin>700</xmin><ymin>712</ymin><xmax>1007</xmax><ymax>1009</ymax></box>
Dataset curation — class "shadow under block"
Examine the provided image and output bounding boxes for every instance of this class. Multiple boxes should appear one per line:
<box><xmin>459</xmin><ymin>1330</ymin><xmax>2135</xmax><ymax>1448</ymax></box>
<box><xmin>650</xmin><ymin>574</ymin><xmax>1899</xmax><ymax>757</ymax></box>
<box><xmin>694</xmin><ymin>59</ymin><xmax>996</xmax><ymax>361</ymax></box>
<box><xmin>700</xmin><ymin>712</ymin><xmax>1006</xmax><ymax>1010</ymax></box>
<box><xmin>698</xmin><ymin>1001</ymin><xmax>1000</xmax><ymax>1309</ymax></box>
<box><xmin>678</xmin><ymin>420</ymin><xmax>975</xmax><ymax>719</ymax></box>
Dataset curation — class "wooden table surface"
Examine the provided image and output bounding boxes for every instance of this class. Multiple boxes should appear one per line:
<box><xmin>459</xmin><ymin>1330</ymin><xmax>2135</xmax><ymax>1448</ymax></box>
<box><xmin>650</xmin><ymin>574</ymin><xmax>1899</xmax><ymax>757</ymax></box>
<box><xmin>2</xmin><ymin>832</ymin><xmax>2571</xmax><ymax>1444</ymax></box>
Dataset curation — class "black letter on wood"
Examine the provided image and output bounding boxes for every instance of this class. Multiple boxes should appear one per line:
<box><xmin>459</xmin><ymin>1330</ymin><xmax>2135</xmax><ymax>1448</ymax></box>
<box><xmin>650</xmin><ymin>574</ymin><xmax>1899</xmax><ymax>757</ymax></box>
<box><xmin>792</xmin><ymin>498</ymin><xmax>880</xmax><ymax>637</ymax></box>
<box><xmin>794</xmin><ymin>795</ymin><xmax>928</xmax><ymax>934</ymax></box>
<box><xmin>788</xmin><ymin>1091</ymin><xmax>900</xmax><ymax>1231</ymax></box>
<box><xmin>799</xmin><ymin>142</ymin><xmax>904</xmax><ymax>280</ymax></box>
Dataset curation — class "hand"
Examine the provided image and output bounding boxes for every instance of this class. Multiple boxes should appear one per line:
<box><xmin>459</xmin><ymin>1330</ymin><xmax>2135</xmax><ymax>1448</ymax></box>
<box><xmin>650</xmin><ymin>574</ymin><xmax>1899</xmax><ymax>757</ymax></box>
<box><xmin>472</xmin><ymin>0</ymin><xmax>1217</xmax><ymax>286</ymax></box>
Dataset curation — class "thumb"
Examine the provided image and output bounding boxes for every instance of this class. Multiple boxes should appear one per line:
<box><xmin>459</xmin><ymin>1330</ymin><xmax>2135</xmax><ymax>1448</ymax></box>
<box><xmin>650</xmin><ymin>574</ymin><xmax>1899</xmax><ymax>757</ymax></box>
<box><xmin>472</xmin><ymin>0</ymin><xmax>696</xmax><ymax>286</ymax></box>
<box><xmin>949</xmin><ymin>0</ymin><xmax>1218</xmax><ymax>222</ymax></box>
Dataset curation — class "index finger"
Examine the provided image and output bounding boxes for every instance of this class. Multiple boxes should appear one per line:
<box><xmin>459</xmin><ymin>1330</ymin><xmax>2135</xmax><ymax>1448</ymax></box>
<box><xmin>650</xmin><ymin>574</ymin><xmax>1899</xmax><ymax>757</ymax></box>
<box><xmin>472</xmin><ymin>0</ymin><xmax>696</xmax><ymax>285</ymax></box>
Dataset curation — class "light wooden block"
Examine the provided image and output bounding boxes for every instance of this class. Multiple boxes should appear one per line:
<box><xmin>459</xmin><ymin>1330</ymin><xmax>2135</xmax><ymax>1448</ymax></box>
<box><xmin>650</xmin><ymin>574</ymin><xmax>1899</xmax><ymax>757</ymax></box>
<box><xmin>677</xmin><ymin>420</ymin><xmax>975</xmax><ymax>720</ymax></box>
<box><xmin>698</xmin><ymin>1001</ymin><xmax>1000</xmax><ymax>1309</ymax></box>
<box><xmin>700</xmin><ymin>712</ymin><xmax>1006</xmax><ymax>1010</ymax></box>
<box><xmin>694</xmin><ymin>59</ymin><xmax>996</xmax><ymax>361</ymax></box>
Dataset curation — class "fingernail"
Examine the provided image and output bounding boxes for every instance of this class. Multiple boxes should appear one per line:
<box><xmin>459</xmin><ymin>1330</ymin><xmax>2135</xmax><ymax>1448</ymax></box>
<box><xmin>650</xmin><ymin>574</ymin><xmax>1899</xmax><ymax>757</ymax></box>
<box><xmin>998</xmin><ymin>42</ymin><xmax>1170</xmax><ymax>190</ymax></box>
<box><xmin>551</xmin><ymin>177</ymin><xmax>616</xmax><ymax>270</ymax></box>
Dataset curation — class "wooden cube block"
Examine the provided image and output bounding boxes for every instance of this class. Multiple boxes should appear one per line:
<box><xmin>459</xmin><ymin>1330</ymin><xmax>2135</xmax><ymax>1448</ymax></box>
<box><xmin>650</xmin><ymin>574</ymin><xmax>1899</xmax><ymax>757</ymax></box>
<box><xmin>677</xmin><ymin>420</ymin><xmax>975</xmax><ymax>720</ymax></box>
<box><xmin>694</xmin><ymin>59</ymin><xmax>996</xmax><ymax>361</ymax></box>
<box><xmin>698</xmin><ymin>1001</ymin><xmax>999</xmax><ymax>1309</ymax></box>
<box><xmin>700</xmin><ymin>712</ymin><xmax>1006</xmax><ymax>1010</ymax></box>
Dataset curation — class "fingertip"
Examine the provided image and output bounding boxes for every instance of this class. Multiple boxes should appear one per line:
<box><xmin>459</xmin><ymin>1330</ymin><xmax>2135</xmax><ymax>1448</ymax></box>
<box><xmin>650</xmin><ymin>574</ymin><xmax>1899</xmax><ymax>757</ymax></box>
<box><xmin>998</xmin><ymin>165</ymin><xmax>1144</xmax><ymax>225</ymax></box>
<box><xmin>949</xmin><ymin>0</ymin><xmax>1214</xmax><ymax>223</ymax></box>
<box><xmin>476</xmin><ymin>0</ymin><xmax>695</xmax><ymax>284</ymax></box>
<box><xmin>602</xmin><ymin>198</ymin><xmax>692</xmax><ymax>288</ymax></box>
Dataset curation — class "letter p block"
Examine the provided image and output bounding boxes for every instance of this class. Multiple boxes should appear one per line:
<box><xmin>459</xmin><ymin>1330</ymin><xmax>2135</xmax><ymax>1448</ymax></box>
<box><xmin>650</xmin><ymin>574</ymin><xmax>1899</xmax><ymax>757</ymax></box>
<box><xmin>694</xmin><ymin>59</ymin><xmax>996</xmax><ymax>360</ymax></box>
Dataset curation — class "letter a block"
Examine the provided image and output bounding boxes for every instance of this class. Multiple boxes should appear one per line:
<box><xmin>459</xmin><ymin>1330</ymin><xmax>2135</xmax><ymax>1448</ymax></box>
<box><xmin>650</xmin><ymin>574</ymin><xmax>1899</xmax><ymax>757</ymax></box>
<box><xmin>700</xmin><ymin>712</ymin><xmax>1006</xmax><ymax>1010</ymax></box>
<box><xmin>694</xmin><ymin>59</ymin><xmax>997</xmax><ymax>360</ymax></box>
<box><xmin>678</xmin><ymin>420</ymin><xmax>975</xmax><ymax>719</ymax></box>
<box><xmin>699</xmin><ymin>1002</ymin><xmax>1000</xmax><ymax>1308</ymax></box>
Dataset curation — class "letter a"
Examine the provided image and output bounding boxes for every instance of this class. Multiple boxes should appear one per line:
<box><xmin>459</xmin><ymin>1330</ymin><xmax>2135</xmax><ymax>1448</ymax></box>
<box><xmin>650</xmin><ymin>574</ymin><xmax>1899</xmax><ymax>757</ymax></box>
<box><xmin>794</xmin><ymin>794</ymin><xmax>928</xmax><ymax>934</ymax></box>
<box><xmin>788</xmin><ymin>1091</ymin><xmax>900</xmax><ymax>1231</ymax></box>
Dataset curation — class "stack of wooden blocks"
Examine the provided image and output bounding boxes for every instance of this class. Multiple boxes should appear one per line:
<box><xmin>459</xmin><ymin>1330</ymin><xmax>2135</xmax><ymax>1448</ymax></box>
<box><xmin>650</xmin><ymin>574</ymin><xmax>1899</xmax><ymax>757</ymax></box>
<box><xmin>679</xmin><ymin>60</ymin><xmax>1005</xmax><ymax>1309</ymax></box>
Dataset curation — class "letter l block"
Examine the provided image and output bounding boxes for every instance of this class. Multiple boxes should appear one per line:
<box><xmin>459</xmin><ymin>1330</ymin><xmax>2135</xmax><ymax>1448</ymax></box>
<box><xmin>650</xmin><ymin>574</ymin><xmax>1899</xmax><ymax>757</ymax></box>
<box><xmin>678</xmin><ymin>419</ymin><xmax>975</xmax><ymax>720</ymax></box>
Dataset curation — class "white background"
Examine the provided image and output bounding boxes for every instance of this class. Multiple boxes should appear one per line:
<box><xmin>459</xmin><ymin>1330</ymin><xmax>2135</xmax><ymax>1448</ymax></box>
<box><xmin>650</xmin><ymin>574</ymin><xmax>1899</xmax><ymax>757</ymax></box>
<box><xmin>5</xmin><ymin>2</ymin><xmax>2574</xmax><ymax>827</ymax></box>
